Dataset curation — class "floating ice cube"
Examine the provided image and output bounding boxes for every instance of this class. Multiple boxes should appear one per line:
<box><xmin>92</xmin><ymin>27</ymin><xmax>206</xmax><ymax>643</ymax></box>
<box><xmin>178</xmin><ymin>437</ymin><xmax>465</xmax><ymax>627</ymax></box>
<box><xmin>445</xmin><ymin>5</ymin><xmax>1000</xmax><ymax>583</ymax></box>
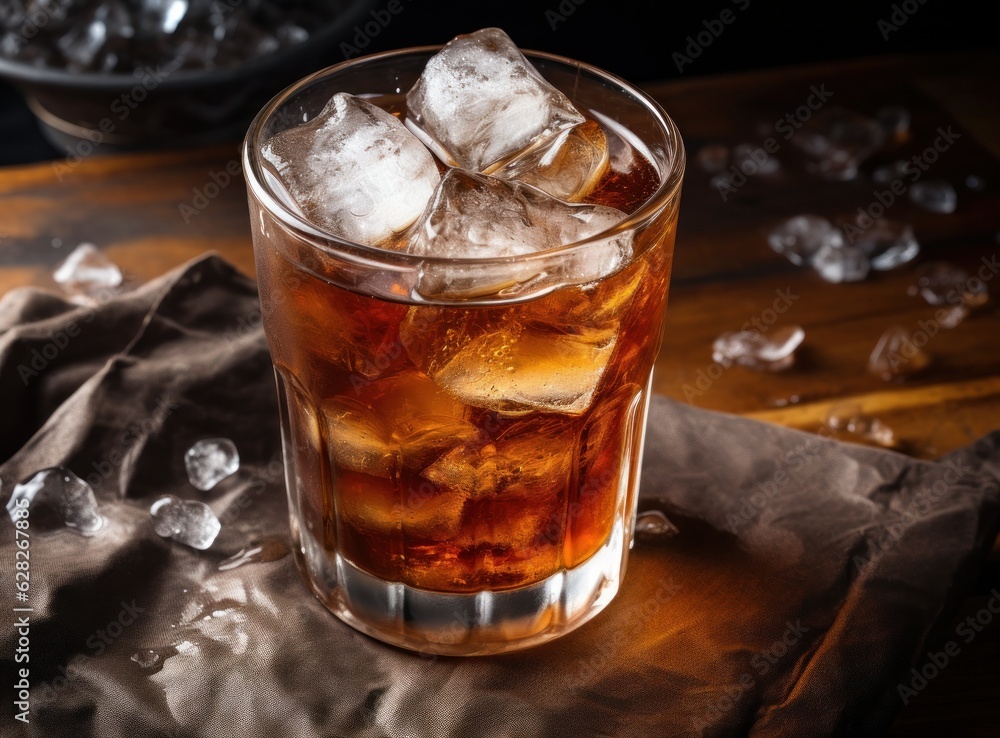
<box><xmin>768</xmin><ymin>215</ymin><xmax>842</xmax><ymax>266</ymax></box>
<box><xmin>634</xmin><ymin>510</ymin><xmax>679</xmax><ymax>542</ymax></box>
<box><xmin>826</xmin><ymin>403</ymin><xmax>896</xmax><ymax>447</ymax></box>
<box><xmin>150</xmin><ymin>495</ymin><xmax>221</xmax><ymax>550</ymax></box>
<box><xmin>695</xmin><ymin>144</ymin><xmax>729</xmax><ymax>173</ymax></box>
<box><xmin>185</xmin><ymin>439</ymin><xmax>239</xmax><ymax>491</ymax></box>
<box><xmin>5</xmin><ymin>467</ymin><xmax>104</xmax><ymax>535</ymax></box>
<box><xmin>405</xmin><ymin>27</ymin><xmax>585</xmax><ymax>173</ymax></box>
<box><xmin>322</xmin><ymin>370</ymin><xmax>479</xmax><ymax>477</ymax></box>
<box><xmin>712</xmin><ymin>326</ymin><xmax>804</xmax><ymax>372</ymax></box>
<box><xmin>909</xmin><ymin>179</ymin><xmax>957</xmax><ymax>214</ymax></box>
<box><xmin>494</xmin><ymin>120</ymin><xmax>609</xmax><ymax>201</ymax></box>
<box><xmin>262</xmin><ymin>93</ymin><xmax>439</xmax><ymax>245</ymax></box>
<box><xmin>794</xmin><ymin>107</ymin><xmax>885</xmax><ymax>181</ymax></box>
<box><xmin>53</xmin><ymin>243</ymin><xmax>123</xmax><ymax>300</ymax></box>
<box><xmin>853</xmin><ymin>219</ymin><xmax>920</xmax><ymax>271</ymax></box>
<box><xmin>405</xmin><ymin>169</ymin><xmax>631</xmax><ymax>297</ymax></box>
<box><xmin>402</xmin><ymin>306</ymin><xmax>616</xmax><ymax>416</ymax></box>
<box><xmin>868</xmin><ymin>326</ymin><xmax>930</xmax><ymax>381</ymax></box>
<box><xmin>811</xmin><ymin>242</ymin><xmax>870</xmax><ymax>283</ymax></box>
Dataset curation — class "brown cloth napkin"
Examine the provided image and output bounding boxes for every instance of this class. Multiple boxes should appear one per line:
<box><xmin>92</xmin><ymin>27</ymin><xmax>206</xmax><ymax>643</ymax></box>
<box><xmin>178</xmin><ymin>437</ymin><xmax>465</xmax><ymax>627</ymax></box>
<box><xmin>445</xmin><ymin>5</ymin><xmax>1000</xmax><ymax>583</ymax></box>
<box><xmin>1</xmin><ymin>254</ymin><xmax>998</xmax><ymax>738</ymax></box>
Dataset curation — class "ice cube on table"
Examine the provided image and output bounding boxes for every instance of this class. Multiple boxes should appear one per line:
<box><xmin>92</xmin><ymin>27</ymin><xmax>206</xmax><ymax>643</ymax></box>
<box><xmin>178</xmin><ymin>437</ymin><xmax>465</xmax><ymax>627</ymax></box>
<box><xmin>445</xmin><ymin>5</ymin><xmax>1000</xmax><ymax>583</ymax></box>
<box><xmin>185</xmin><ymin>439</ymin><xmax>239</xmax><ymax>491</ymax></box>
<box><xmin>768</xmin><ymin>215</ymin><xmax>841</xmax><ymax>266</ymax></box>
<box><xmin>5</xmin><ymin>468</ymin><xmax>104</xmax><ymax>535</ymax></box>
<box><xmin>494</xmin><ymin>120</ymin><xmax>609</xmax><ymax>201</ymax></box>
<box><xmin>868</xmin><ymin>325</ymin><xmax>930</xmax><ymax>381</ymax></box>
<box><xmin>53</xmin><ymin>243</ymin><xmax>123</xmax><ymax>301</ymax></box>
<box><xmin>262</xmin><ymin>93</ymin><xmax>439</xmax><ymax>245</ymax></box>
<box><xmin>853</xmin><ymin>219</ymin><xmax>920</xmax><ymax>271</ymax></box>
<box><xmin>907</xmin><ymin>261</ymin><xmax>987</xmax><ymax>308</ymax></box>
<box><xmin>909</xmin><ymin>179</ymin><xmax>958</xmax><ymax>214</ymax></box>
<box><xmin>793</xmin><ymin>107</ymin><xmax>885</xmax><ymax>180</ymax></box>
<box><xmin>712</xmin><ymin>326</ymin><xmax>804</xmax><ymax>372</ymax></box>
<box><xmin>405</xmin><ymin>27</ymin><xmax>585</xmax><ymax>173</ymax></box>
<box><xmin>150</xmin><ymin>496</ymin><xmax>221</xmax><ymax>550</ymax></box>
<box><xmin>811</xmin><ymin>242</ymin><xmax>870</xmax><ymax>283</ymax></box>
<box><xmin>826</xmin><ymin>403</ymin><xmax>896</xmax><ymax>447</ymax></box>
<box><xmin>634</xmin><ymin>510</ymin><xmax>679</xmax><ymax>542</ymax></box>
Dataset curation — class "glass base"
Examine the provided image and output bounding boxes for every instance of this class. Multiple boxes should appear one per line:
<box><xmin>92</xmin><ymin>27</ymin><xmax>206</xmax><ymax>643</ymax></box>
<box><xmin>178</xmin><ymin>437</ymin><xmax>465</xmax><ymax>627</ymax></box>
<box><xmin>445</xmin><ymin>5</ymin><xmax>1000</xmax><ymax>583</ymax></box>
<box><xmin>292</xmin><ymin>517</ymin><xmax>629</xmax><ymax>656</ymax></box>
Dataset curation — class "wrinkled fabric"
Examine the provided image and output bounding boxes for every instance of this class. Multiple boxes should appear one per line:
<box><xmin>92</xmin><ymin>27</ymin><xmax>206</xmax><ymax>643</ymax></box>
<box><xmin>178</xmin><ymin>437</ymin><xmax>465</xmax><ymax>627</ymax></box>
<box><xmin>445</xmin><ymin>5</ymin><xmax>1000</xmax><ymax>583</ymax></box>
<box><xmin>0</xmin><ymin>254</ymin><xmax>997</xmax><ymax>738</ymax></box>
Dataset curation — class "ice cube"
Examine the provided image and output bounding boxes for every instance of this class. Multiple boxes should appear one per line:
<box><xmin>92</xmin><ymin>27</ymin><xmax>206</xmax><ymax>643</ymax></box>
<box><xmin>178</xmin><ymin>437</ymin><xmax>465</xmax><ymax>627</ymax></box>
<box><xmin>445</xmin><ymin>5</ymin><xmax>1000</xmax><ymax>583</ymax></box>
<box><xmin>907</xmin><ymin>261</ymin><xmax>987</xmax><ymax>307</ymax></box>
<box><xmin>405</xmin><ymin>169</ymin><xmax>631</xmax><ymax>297</ymax></box>
<box><xmin>634</xmin><ymin>510</ymin><xmax>679</xmax><ymax>542</ymax></box>
<box><xmin>405</xmin><ymin>27</ymin><xmax>585</xmax><ymax>173</ymax></box>
<box><xmin>794</xmin><ymin>107</ymin><xmax>885</xmax><ymax>180</ymax></box>
<box><xmin>868</xmin><ymin>326</ymin><xmax>930</xmax><ymax>381</ymax></box>
<box><xmin>408</xmin><ymin>315</ymin><xmax>615</xmax><ymax>416</ymax></box>
<box><xmin>695</xmin><ymin>144</ymin><xmax>729</xmax><ymax>173</ymax></box>
<box><xmin>909</xmin><ymin>179</ymin><xmax>957</xmax><ymax>214</ymax></box>
<box><xmin>422</xmin><ymin>416</ymin><xmax>576</xmax><ymax>498</ymax></box>
<box><xmin>811</xmin><ymin>242</ymin><xmax>870</xmax><ymax>283</ymax></box>
<box><xmin>938</xmin><ymin>304</ymin><xmax>968</xmax><ymax>329</ymax></box>
<box><xmin>826</xmin><ymin>403</ymin><xmax>896</xmax><ymax>447</ymax></box>
<box><xmin>712</xmin><ymin>326</ymin><xmax>804</xmax><ymax>372</ymax></box>
<box><xmin>262</xmin><ymin>93</ymin><xmax>439</xmax><ymax>245</ymax></box>
<box><xmin>53</xmin><ymin>243</ymin><xmax>123</xmax><ymax>300</ymax></box>
<box><xmin>494</xmin><ymin>120</ymin><xmax>609</xmax><ymax>201</ymax></box>
<box><xmin>322</xmin><ymin>370</ymin><xmax>479</xmax><ymax>477</ymax></box>
<box><xmin>5</xmin><ymin>468</ymin><xmax>104</xmax><ymax>535</ymax></box>
<box><xmin>185</xmin><ymin>439</ymin><xmax>239</xmax><ymax>491</ymax></box>
<box><xmin>150</xmin><ymin>495</ymin><xmax>221</xmax><ymax>550</ymax></box>
<box><xmin>853</xmin><ymin>219</ymin><xmax>920</xmax><ymax>271</ymax></box>
<box><xmin>768</xmin><ymin>215</ymin><xmax>842</xmax><ymax>266</ymax></box>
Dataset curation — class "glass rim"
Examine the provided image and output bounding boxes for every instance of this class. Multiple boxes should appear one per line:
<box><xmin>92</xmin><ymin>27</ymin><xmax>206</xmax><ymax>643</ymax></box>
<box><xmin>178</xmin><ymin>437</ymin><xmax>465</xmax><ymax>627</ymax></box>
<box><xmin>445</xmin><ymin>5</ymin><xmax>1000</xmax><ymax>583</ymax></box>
<box><xmin>242</xmin><ymin>43</ymin><xmax>685</xmax><ymax>267</ymax></box>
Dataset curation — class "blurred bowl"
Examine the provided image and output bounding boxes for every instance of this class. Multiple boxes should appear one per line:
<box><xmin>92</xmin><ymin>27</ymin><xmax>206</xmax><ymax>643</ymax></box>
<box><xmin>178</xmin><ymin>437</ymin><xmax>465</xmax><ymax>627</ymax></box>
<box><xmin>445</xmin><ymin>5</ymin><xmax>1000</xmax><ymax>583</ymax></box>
<box><xmin>0</xmin><ymin>0</ymin><xmax>378</xmax><ymax>154</ymax></box>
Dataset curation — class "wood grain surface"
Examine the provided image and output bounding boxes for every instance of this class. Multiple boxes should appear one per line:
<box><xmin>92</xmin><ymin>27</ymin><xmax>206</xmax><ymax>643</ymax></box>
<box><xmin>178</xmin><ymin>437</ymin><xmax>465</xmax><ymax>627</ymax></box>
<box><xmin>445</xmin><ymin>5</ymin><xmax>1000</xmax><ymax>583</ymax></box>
<box><xmin>1</xmin><ymin>51</ymin><xmax>997</xmax><ymax>736</ymax></box>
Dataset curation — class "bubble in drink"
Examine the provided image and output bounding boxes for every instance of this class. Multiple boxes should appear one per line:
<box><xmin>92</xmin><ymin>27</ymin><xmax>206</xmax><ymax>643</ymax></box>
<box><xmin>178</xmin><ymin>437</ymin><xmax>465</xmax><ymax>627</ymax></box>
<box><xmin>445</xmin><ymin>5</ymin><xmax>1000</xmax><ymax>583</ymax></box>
<box><xmin>5</xmin><ymin>467</ymin><xmax>104</xmax><ymax>534</ymax></box>
<box><xmin>150</xmin><ymin>495</ymin><xmax>221</xmax><ymax>550</ymax></box>
<box><xmin>262</xmin><ymin>93</ymin><xmax>439</xmax><ymax>245</ymax></box>
<box><xmin>185</xmin><ymin>438</ymin><xmax>240</xmax><ymax>491</ymax></box>
<box><xmin>405</xmin><ymin>27</ymin><xmax>585</xmax><ymax>172</ymax></box>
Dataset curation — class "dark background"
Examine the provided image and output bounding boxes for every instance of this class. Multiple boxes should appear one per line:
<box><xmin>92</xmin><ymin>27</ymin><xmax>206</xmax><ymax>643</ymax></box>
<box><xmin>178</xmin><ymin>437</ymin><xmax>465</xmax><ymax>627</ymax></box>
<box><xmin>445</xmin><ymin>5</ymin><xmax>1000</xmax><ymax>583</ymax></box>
<box><xmin>0</xmin><ymin>0</ymin><xmax>992</xmax><ymax>166</ymax></box>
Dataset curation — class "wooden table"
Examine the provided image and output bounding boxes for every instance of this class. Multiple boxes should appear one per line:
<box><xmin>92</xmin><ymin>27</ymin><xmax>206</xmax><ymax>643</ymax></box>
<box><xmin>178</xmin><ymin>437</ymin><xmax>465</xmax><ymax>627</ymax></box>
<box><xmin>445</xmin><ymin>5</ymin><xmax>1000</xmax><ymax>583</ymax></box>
<box><xmin>1</xmin><ymin>52</ymin><xmax>998</xmax><ymax>735</ymax></box>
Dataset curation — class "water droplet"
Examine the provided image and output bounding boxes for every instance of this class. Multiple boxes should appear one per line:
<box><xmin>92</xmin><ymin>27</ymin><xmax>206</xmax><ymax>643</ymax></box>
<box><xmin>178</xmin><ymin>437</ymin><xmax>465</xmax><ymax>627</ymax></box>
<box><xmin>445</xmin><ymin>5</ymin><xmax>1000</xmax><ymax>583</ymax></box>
<box><xmin>218</xmin><ymin>537</ymin><xmax>290</xmax><ymax>571</ymax></box>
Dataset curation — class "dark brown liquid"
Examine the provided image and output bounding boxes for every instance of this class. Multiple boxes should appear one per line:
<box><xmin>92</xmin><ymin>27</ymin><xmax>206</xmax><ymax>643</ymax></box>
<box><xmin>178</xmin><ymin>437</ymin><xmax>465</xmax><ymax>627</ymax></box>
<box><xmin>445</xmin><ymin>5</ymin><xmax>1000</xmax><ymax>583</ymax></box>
<box><xmin>255</xmin><ymin>119</ymin><xmax>675</xmax><ymax>592</ymax></box>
